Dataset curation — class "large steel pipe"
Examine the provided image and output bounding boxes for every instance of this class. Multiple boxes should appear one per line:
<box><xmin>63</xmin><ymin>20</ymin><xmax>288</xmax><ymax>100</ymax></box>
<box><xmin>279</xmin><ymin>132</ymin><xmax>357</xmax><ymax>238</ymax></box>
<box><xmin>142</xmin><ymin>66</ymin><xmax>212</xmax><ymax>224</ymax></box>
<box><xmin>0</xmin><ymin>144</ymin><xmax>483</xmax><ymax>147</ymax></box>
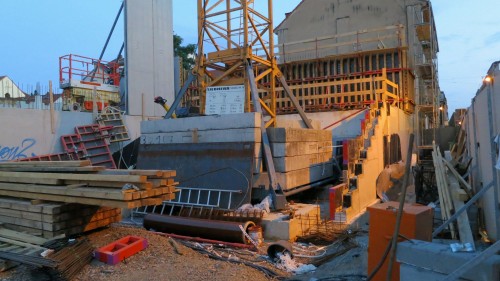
<box><xmin>143</xmin><ymin>214</ymin><xmax>255</xmax><ymax>244</ymax></box>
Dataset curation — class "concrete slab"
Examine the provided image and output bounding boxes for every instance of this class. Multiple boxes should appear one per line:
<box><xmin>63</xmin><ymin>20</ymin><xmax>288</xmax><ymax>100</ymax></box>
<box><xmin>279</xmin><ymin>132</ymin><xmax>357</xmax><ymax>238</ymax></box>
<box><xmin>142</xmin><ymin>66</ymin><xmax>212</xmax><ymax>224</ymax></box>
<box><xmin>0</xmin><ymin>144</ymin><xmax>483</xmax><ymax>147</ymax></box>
<box><xmin>267</xmin><ymin>127</ymin><xmax>331</xmax><ymax>143</ymax></box>
<box><xmin>253</xmin><ymin>162</ymin><xmax>335</xmax><ymax>190</ymax></box>
<box><xmin>141</xmin><ymin>112</ymin><xmax>261</xmax><ymax>134</ymax></box>
<box><xmin>274</xmin><ymin>153</ymin><xmax>333</xmax><ymax>172</ymax></box>
<box><xmin>268</xmin><ymin>141</ymin><xmax>333</xmax><ymax>157</ymax></box>
<box><xmin>140</xmin><ymin>128</ymin><xmax>261</xmax><ymax>144</ymax></box>
<box><xmin>397</xmin><ymin>240</ymin><xmax>500</xmax><ymax>281</ymax></box>
<box><xmin>254</xmin><ymin>152</ymin><xmax>333</xmax><ymax>173</ymax></box>
<box><xmin>261</xmin><ymin>203</ymin><xmax>320</xmax><ymax>241</ymax></box>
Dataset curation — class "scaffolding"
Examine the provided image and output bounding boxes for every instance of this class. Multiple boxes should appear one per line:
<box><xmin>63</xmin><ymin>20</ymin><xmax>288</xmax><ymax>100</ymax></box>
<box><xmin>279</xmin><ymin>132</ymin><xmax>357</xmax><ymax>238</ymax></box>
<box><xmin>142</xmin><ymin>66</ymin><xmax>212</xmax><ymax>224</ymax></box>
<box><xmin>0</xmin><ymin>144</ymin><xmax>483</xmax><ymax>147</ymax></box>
<box><xmin>195</xmin><ymin>0</ymin><xmax>281</xmax><ymax>127</ymax></box>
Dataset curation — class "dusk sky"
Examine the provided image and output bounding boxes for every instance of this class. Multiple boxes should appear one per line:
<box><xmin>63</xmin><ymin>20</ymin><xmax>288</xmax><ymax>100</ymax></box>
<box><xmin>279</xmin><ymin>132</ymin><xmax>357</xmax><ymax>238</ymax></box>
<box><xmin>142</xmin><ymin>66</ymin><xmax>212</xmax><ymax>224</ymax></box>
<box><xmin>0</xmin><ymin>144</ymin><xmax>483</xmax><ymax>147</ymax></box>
<box><xmin>0</xmin><ymin>0</ymin><xmax>498</xmax><ymax>113</ymax></box>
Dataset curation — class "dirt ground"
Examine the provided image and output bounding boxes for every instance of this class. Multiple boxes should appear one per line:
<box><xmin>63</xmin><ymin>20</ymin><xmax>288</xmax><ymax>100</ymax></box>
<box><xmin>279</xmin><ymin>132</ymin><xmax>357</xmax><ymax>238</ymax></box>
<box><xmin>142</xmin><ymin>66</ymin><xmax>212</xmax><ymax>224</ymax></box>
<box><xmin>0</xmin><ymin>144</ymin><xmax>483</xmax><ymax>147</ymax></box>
<box><xmin>0</xmin><ymin>214</ymin><xmax>370</xmax><ymax>281</ymax></box>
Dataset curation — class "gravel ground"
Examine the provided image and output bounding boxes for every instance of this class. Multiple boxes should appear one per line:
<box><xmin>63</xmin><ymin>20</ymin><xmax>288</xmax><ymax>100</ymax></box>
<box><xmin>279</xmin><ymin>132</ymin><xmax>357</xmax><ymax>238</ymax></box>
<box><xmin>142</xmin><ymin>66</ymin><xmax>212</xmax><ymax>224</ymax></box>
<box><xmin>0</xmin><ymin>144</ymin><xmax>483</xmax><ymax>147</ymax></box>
<box><xmin>0</xmin><ymin>214</ymin><xmax>371</xmax><ymax>281</ymax></box>
<box><xmin>0</xmin><ymin>224</ymin><xmax>288</xmax><ymax>281</ymax></box>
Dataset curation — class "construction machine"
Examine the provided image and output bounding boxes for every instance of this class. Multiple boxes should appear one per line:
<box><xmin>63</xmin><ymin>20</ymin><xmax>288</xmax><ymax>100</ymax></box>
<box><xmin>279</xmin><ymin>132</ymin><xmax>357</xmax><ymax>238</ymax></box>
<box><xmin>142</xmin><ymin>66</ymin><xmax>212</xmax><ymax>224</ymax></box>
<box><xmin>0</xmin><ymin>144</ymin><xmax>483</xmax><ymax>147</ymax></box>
<box><xmin>154</xmin><ymin>96</ymin><xmax>176</xmax><ymax>118</ymax></box>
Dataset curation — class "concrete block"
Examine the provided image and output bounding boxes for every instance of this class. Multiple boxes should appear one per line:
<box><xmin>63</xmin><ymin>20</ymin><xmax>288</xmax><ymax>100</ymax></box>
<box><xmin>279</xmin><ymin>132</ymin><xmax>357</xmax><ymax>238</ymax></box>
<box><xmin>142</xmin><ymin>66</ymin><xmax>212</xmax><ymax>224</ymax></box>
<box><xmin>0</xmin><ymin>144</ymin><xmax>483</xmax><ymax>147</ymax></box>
<box><xmin>397</xmin><ymin>240</ymin><xmax>500</xmax><ymax>281</ymax></box>
<box><xmin>253</xmin><ymin>162</ymin><xmax>335</xmax><ymax>190</ymax></box>
<box><xmin>268</xmin><ymin>141</ymin><xmax>333</xmax><ymax>157</ymax></box>
<box><xmin>141</xmin><ymin>112</ymin><xmax>262</xmax><ymax>134</ymax></box>
<box><xmin>140</xmin><ymin>128</ymin><xmax>261</xmax><ymax>144</ymax></box>
<box><xmin>267</xmin><ymin>127</ymin><xmax>331</xmax><ymax>142</ymax></box>
<box><xmin>95</xmin><ymin>236</ymin><xmax>148</xmax><ymax>265</ymax></box>
<box><xmin>282</xmin><ymin>153</ymin><xmax>330</xmax><ymax>173</ymax></box>
<box><xmin>254</xmin><ymin>153</ymin><xmax>333</xmax><ymax>173</ymax></box>
<box><xmin>261</xmin><ymin>203</ymin><xmax>320</xmax><ymax>241</ymax></box>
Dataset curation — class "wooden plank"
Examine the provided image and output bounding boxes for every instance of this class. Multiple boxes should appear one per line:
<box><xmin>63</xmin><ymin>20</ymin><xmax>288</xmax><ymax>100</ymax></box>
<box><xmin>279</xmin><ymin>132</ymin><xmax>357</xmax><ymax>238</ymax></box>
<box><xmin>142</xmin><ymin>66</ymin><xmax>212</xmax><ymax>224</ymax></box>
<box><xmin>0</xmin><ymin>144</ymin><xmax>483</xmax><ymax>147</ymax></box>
<box><xmin>0</xmin><ymin>182</ymin><xmax>136</xmax><ymax>201</ymax></box>
<box><xmin>64</xmin><ymin>180</ymin><xmax>153</xmax><ymax>189</ymax></box>
<box><xmin>0</xmin><ymin>208</ymin><xmax>43</xmax><ymax>221</ymax></box>
<box><xmin>433</xmin><ymin>145</ymin><xmax>457</xmax><ymax>239</ymax></box>
<box><xmin>0</xmin><ymin>160</ymin><xmax>91</xmax><ymax>167</ymax></box>
<box><xmin>0</xmin><ymin>228</ymin><xmax>47</xmax><ymax>246</ymax></box>
<box><xmin>149</xmin><ymin>178</ymin><xmax>176</xmax><ymax>187</ymax></box>
<box><xmin>98</xmin><ymin>169</ymin><xmax>177</xmax><ymax>178</ymax></box>
<box><xmin>0</xmin><ymin>166</ymin><xmax>106</xmax><ymax>173</ymax></box>
<box><xmin>442</xmin><ymin>158</ymin><xmax>474</xmax><ymax>198</ymax></box>
<box><xmin>0</xmin><ymin>237</ymin><xmax>46</xmax><ymax>251</ymax></box>
<box><xmin>448</xmin><ymin>174</ymin><xmax>475</xmax><ymax>248</ymax></box>
<box><xmin>0</xmin><ymin>177</ymin><xmax>63</xmax><ymax>185</ymax></box>
<box><xmin>0</xmin><ymin>171</ymin><xmax>147</xmax><ymax>183</ymax></box>
<box><xmin>0</xmin><ymin>189</ymin><xmax>152</xmax><ymax>209</ymax></box>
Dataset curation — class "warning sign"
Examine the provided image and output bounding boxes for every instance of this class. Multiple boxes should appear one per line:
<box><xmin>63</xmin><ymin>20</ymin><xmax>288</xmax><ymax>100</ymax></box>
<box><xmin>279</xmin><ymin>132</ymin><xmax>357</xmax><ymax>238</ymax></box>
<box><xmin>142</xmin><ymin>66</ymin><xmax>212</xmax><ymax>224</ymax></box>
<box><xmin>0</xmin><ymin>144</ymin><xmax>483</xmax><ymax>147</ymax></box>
<box><xmin>205</xmin><ymin>85</ymin><xmax>245</xmax><ymax>115</ymax></box>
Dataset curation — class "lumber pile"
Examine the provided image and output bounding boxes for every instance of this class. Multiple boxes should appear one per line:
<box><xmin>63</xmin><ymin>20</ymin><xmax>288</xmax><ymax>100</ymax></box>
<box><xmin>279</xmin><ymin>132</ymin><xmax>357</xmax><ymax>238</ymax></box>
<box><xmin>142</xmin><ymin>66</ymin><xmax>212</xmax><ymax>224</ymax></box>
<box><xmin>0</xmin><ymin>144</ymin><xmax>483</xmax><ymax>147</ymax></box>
<box><xmin>0</xmin><ymin>197</ymin><xmax>121</xmax><ymax>238</ymax></box>
<box><xmin>432</xmin><ymin>143</ymin><xmax>475</xmax><ymax>249</ymax></box>
<box><xmin>0</xmin><ymin>160</ymin><xmax>178</xmax><ymax>209</ymax></box>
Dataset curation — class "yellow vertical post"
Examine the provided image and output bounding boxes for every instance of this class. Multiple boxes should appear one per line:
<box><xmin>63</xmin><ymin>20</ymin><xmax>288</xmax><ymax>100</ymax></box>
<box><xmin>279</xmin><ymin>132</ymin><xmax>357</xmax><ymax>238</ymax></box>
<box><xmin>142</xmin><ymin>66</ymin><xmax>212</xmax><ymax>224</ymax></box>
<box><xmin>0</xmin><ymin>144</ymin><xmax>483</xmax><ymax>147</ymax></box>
<box><xmin>268</xmin><ymin>0</ymin><xmax>276</xmax><ymax>127</ymax></box>
<box><xmin>197</xmin><ymin>0</ymin><xmax>207</xmax><ymax>114</ymax></box>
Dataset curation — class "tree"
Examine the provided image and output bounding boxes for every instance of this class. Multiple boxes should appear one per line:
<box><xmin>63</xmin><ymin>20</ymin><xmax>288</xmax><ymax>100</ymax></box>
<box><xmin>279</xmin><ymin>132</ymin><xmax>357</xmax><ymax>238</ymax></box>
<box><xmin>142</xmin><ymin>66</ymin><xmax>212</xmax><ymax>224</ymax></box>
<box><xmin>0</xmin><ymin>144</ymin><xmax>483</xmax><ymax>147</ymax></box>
<box><xmin>173</xmin><ymin>34</ymin><xmax>197</xmax><ymax>71</ymax></box>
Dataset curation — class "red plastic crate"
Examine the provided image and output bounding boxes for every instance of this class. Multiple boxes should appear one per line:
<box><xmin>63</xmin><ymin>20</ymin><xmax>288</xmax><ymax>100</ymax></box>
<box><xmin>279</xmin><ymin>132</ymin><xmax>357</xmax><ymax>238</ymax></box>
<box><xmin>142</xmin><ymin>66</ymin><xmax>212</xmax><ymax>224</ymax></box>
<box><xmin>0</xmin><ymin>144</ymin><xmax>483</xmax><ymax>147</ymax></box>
<box><xmin>94</xmin><ymin>236</ymin><xmax>148</xmax><ymax>265</ymax></box>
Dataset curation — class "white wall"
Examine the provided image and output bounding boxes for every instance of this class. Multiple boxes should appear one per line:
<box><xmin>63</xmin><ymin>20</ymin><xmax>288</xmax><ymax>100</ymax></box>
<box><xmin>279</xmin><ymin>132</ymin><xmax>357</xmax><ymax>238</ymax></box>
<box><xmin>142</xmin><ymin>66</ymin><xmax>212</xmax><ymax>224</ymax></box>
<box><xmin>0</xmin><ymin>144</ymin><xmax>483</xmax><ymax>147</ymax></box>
<box><xmin>125</xmin><ymin>0</ymin><xmax>174</xmax><ymax>117</ymax></box>
<box><xmin>0</xmin><ymin>108</ymin><xmax>142</xmax><ymax>162</ymax></box>
<box><xmin>465</xmin><ymin>63</ymin><xmax>500</xmax><ymax>241</ymax></box>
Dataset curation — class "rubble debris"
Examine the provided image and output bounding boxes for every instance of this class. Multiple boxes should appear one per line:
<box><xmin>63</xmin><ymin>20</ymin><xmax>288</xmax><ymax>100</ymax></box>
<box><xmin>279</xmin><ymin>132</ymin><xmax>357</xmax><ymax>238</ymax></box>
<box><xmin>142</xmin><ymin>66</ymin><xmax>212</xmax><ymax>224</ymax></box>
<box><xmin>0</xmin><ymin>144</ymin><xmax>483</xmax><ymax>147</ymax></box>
<box><xmin>178</xmin><ymin>240</ymin><xmax>284</xmax><ymax>279</ymax></box>
<box><xmin>274</xmin><ymin>252</ymin><xmax>316</xmax><ymax>274</ymax></box>
<box><xmin>238</xmin><ymin>196</ymin><xmax>272</xmax><ymax>214</ymax></box>
<box><xmin>152</xmin><ymin>232</ymin><xmax>256</xmax><ymax>250</ymax></box>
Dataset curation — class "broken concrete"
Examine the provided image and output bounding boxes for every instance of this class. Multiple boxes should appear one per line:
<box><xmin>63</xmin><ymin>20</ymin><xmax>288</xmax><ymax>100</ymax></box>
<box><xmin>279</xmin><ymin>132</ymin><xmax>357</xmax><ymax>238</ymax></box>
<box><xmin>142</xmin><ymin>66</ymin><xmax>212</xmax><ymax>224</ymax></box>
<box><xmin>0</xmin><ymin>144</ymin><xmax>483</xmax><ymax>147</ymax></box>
<box><xmin>261</xmin><ymin>203</ymin><xmax>320</xmax><ymax>241</ymax></box>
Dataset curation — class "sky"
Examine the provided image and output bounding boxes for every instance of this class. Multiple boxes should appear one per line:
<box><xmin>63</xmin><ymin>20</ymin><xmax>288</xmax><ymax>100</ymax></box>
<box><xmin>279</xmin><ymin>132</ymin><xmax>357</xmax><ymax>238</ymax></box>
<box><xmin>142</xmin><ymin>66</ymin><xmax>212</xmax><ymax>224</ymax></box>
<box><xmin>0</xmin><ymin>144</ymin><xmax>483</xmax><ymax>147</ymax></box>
<box><xmin>0</xmin><ymin>0</ymin><xmax>498</xmax><ymax>114</ymax></box>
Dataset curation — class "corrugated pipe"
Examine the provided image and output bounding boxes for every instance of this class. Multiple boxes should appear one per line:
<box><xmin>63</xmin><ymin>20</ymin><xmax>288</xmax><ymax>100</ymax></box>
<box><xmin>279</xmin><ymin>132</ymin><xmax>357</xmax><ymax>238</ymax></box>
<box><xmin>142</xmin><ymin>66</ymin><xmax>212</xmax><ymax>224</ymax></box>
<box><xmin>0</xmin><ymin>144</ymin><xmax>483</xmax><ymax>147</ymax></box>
<box><xmin>143</xmin><ymin>214</ymin><xmax>255</xmax><ymax>244</ymax></box>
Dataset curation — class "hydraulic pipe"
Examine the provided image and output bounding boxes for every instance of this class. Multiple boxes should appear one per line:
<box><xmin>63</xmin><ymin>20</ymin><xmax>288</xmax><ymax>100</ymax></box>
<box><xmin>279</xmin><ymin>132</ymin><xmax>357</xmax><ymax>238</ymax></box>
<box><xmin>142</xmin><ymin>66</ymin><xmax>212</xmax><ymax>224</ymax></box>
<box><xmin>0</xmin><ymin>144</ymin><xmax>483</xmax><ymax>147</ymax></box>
<box><xmin>143</xmin><ymin>214</ymin><xmax>255</xmax><ymax>244</ymax></box>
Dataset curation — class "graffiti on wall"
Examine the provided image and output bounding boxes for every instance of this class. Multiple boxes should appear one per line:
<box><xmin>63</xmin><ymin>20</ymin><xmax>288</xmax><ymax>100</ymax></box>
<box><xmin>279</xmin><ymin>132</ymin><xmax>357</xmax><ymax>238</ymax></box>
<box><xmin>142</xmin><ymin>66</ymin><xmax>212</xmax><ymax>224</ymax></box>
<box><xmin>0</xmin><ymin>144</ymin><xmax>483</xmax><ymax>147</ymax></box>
<box><xmin>0</xmin><ymin>138</ymin><xmax>37</xmax><ymax>161</ymax></box>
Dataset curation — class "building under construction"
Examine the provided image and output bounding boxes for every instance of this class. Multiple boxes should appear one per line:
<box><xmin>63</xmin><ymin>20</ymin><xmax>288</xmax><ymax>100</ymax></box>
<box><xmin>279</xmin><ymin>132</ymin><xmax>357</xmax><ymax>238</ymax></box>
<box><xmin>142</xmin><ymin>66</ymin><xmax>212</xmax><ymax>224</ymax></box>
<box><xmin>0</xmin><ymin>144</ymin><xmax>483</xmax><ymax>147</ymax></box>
<box><xmin>0</xmin><ymin>1</ymin><xmax>498</xmax><ymax>280</ymax></box>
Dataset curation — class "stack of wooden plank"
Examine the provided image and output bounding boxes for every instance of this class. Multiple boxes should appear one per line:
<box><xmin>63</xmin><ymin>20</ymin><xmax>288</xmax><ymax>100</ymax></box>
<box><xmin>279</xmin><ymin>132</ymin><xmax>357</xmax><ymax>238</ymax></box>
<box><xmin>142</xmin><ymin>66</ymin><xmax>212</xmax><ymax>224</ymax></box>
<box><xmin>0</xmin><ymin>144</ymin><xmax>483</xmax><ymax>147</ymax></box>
<box><xmin>432</xmin><ymin>143</ymin><xmax>475</xmax><ymax>249</ymax></box>
<box><xmin>0</xmin><ymin>160</ymin><xmax>178</xmax><ymax>209</ymax></box>
<box><xmin>0</xmin><ymin>197</ymin><xmax>121</xmax><ymax>238</ymax></box>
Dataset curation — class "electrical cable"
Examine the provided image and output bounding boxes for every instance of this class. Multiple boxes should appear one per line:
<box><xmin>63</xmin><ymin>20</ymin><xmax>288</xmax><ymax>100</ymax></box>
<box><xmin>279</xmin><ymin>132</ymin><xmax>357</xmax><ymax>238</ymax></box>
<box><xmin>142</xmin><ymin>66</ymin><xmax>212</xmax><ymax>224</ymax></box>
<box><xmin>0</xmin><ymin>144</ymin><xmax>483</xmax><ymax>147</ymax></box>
<box><xmin>179</xmin><ymin>240</ymin><xmax>283</xmax><ymax>279</ymax></box>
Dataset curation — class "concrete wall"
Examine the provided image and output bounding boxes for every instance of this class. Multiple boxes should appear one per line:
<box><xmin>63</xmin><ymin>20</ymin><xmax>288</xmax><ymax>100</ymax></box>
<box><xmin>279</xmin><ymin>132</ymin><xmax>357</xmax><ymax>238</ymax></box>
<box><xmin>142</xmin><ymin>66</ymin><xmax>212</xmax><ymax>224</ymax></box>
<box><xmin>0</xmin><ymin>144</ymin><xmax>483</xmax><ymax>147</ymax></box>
<box><xmin>0</xmin><ymin>108</ymin><xmax>141</xmax><ymax>162</ymax></box>
<box><xmin>275</xmin><ymin>0</ymin><xmax>426</xmax><ymax>66</ymax></box>
<box><xmin>125</xmin><ymin>0</ymin><xmax>174</xmax><ymax>117</ymax></box>
<box><xmin>277</xmin><ymin>106</ymin><xmax>413</xmax><ymax>220</ymax></box>
<box><xmin>465</xmin><ymin>62</ymin><xmax>500</xmax><ymax>241</ymax></box>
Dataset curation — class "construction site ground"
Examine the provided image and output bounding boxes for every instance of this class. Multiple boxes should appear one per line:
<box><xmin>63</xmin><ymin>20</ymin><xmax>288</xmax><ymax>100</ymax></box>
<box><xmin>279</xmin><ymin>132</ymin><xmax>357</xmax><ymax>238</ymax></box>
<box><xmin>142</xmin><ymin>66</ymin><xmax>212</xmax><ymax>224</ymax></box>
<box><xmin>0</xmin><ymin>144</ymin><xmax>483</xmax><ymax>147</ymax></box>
<box><xmin>0</xmin><ymin>213</ymin><xmax>370</xmax><ymax>281</ymax></box>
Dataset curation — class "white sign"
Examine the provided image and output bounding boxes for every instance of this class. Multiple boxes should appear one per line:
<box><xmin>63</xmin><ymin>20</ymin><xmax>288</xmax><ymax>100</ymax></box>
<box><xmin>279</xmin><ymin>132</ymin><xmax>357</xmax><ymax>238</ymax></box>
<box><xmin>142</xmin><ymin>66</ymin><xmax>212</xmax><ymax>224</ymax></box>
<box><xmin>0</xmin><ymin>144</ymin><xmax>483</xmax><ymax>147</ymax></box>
<box><xmin>205</xmin><ymin>85</ymin><xmax>245</xmax><ymax>115</ymax></box>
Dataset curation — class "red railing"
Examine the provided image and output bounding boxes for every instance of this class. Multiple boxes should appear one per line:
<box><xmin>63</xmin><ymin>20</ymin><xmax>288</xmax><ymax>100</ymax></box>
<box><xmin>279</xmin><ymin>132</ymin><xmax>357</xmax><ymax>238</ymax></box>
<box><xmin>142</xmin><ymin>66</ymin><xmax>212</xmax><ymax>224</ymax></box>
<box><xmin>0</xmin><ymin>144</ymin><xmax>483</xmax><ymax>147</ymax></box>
<box><xmin>59</xmin><ymin>54</ymin><xmax>120</xmax><ymax>87</ymax></box>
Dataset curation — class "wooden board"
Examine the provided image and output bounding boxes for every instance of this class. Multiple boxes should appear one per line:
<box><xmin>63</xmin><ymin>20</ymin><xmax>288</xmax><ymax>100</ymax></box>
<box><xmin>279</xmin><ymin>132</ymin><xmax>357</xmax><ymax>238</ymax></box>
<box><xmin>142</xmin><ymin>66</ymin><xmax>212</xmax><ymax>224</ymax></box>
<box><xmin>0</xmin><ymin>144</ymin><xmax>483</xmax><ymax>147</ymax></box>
<box><xmin>0</xmin><ymin>228</ymin><xmax>47</xmax><ymax>246</ymax></box>
<box><xmin>99</xmin><ymin>169</ymin><xmax>177</xmax><ymax>178</ymax></box>
<box><xmin>0</xmin><ymin>182</ymin><xmax>136</xmax><ymax>201</ymax></box>
<box><xmin>0</xmin><ymin>177</ymin><xmax>62</xmax><ymax>185</ymax></box>
<box><xmin>0</xmin><ymin>166</ymin><xmax>106</xmax><ymax>173</ymax></box>
<box><xmin>63</xmin><ymin>180</ymin><xmax>153</xmax><ymax>190</ymax></box>
<box><xmin>0</xmin><ymin>189</ymin><xmax>164</xmax><ymax>209</ymax></box>
<box><xmin>0</xmin><ymin>160</ymin><xmax>91</xmax><ymax>167</ymax></box>
<box><xmin>0</xmin><ymin>171</ymin><xmax>147</xmax><ymax>183</ymax></box>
